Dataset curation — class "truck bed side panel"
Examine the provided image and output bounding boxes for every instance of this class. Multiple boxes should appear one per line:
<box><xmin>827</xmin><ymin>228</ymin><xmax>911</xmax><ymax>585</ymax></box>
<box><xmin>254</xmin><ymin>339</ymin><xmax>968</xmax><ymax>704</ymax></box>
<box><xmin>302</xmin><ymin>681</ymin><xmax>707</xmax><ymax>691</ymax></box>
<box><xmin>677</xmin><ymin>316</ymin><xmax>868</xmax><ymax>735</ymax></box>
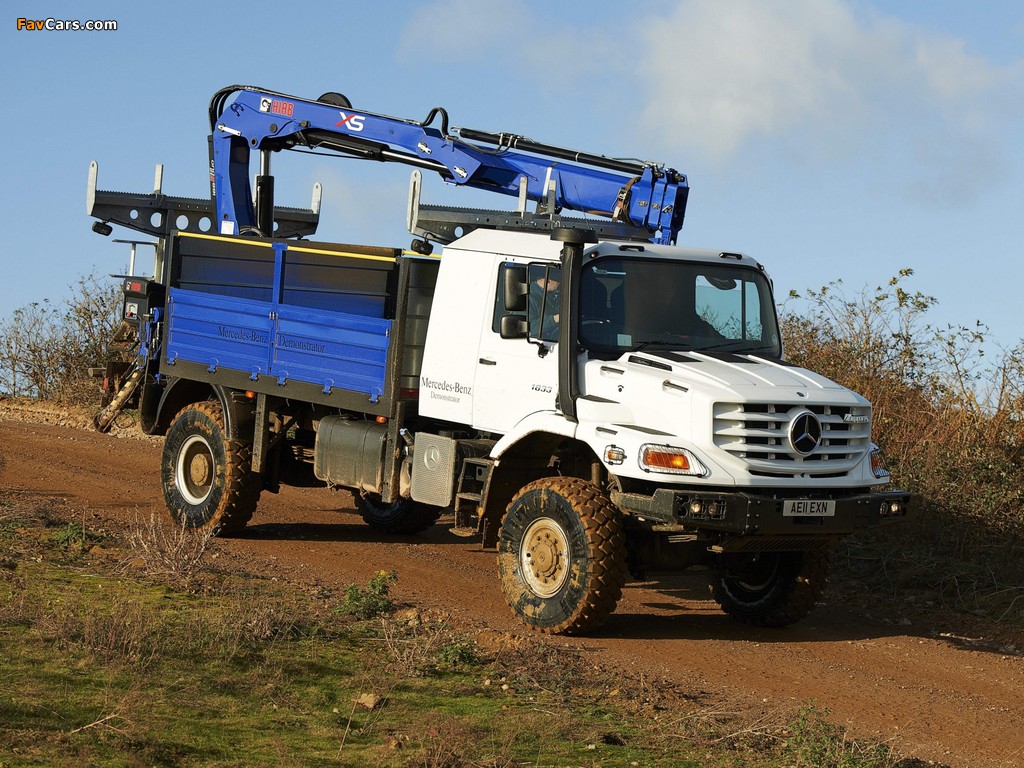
<box><xmin>272</xmin><ymin>304</ymin><xmax>390</xmax><ymax>398</ymax></box>
<box><xmin>163</xmin><ymin>233</ymin><xmax>399</xmax><ymax>404</ymax></box>
<box><xmin>166</xmin><ymin>287</ymin><xmax>392</xmax><ymax>399</ymax></box>
<box><xmin>165</xmin><ymin>289</ymin><xmax>274</xmax><ymax>375</ymax></box>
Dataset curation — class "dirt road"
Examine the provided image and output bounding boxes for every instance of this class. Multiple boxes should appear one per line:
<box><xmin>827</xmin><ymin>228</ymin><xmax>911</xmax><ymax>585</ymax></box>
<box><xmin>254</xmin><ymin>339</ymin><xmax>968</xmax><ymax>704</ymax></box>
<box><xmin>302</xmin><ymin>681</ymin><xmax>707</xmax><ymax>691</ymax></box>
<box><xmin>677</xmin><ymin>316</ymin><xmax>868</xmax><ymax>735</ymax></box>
<box><xmin>2</xmin><ymin>410</ymin><xmax>1023</xmax><ymax>767</ymax></box>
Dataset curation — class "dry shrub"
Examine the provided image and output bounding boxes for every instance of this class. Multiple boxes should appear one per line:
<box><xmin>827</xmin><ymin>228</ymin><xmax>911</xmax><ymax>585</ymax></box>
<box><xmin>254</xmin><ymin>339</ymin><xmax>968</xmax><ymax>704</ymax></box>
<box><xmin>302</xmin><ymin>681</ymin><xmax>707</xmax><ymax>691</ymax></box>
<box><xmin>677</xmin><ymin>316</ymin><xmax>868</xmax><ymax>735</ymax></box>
<box><xmin>397</xmin><ymin>712</ymin><xmax>478</xmax><ymax>768</ymax></box>
<box><xmin>219</xmin><ymin>595</ymin><xmax>308</xmax><ymax>650</ymax></box>
<box><xmin>0</xmin><ymin>581</ymin><xmax>30</xmax><ymax>624</ymax></box>
<box><xmin>38</xmin><ymin>595</ymin><xmax>161</xmax><ymax>667</ymax></box>
<box><xmin>0</xmin><ymin>270</ymin><xmax>124</xmax><ymax>404</ymax></box>
<box><xmin>0</xmin><ymin>493</ymin><xmax>69</xmax><ymax>528</ymax></box>
<box><xmin>126</xmin><ymin>511</ymin><xmax>217</xmax><ymax>586</ymax></box>
<box><xmin>175</xmin><ymin>595</ymin><xmax>308</xmax><ymax>662</ymax></box>
<box><xmin>377</xmin><ymin>612</ymin><xmax>481</xmax><ymax>678</ymax></box>
<box><xmin>782</xmin><ymin>270</ymin><xmax>1024</xmax><ymax>610</ymax></box>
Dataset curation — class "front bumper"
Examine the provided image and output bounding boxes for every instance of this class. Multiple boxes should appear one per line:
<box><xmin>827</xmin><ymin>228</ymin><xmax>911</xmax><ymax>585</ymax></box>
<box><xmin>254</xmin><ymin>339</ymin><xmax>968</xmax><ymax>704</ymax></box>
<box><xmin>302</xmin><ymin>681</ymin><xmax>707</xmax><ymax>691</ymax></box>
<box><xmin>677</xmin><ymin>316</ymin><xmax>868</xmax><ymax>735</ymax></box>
<box><xmin>612</xmin><ymin>487</ymin><xmax>910</xmax><ymax>540</ymax></box>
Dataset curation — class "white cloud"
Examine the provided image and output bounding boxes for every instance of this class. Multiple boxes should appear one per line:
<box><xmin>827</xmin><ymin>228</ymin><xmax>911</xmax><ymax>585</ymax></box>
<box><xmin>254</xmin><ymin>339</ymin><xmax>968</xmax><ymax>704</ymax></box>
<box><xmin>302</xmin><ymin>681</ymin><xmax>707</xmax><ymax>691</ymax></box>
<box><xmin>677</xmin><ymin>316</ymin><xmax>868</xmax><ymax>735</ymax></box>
<box><xmin>634</xmin><ymin>0</ymin><xmax>857</xmax><ymax>158</ymax></box>
<box><xmin>396</xmin><ymin>0</ymin><xmax>1021</xmax><ymax>208</ymax></box>
<box><xmin>632</xmin><ymin>0</ymin><xmax>1022</xmax><ymax>178</ymax></box>
<box><xmin>915</xmin><ymin>35</ymin><xmax>998</xmax><ymax>103</ymax></box>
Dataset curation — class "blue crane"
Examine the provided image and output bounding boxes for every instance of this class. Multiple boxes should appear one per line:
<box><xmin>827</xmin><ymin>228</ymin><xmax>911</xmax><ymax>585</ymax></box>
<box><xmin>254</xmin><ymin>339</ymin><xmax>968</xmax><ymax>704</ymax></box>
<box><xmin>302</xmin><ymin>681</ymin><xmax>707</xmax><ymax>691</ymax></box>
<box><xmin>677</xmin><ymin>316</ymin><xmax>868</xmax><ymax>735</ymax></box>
<box><xmin>208</xmin><ymin>85</ymin><xmax>689</xmax><ymax>245</ymax></box>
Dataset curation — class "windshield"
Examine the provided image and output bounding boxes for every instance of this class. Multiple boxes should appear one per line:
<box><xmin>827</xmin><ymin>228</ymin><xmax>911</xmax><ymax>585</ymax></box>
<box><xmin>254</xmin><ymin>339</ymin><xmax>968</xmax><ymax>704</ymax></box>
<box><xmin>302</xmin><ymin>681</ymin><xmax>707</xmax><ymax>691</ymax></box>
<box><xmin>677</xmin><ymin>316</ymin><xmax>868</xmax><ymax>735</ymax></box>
<box><xmin>579</xmin><ymin>256</ymin><xmax>781</xmax><ymax>358</ymax></box>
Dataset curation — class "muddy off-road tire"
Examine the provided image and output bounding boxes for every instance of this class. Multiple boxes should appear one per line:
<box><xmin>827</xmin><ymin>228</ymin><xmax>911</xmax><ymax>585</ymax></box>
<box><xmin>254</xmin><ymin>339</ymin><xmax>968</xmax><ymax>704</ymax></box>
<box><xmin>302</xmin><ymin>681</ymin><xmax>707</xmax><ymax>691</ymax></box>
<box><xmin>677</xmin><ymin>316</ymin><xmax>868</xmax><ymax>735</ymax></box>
<box><xmin>497</xmin><ymin>477</ymin><xmax>627</xmax><ymax>635</ymax></box>
<box><xmin>711</xmin><ymin>550</ymin><xmax>830</xmax><ymax>627</ymax></box>
<box><xmin>161</xmin><ymin>402</ymin><xmax>261</xmax><ymax>535</ymax></box>
<box><xmin>356</xmin><ymin>493</ymin><xmax>441</xmax><ymax>535</ymax></box>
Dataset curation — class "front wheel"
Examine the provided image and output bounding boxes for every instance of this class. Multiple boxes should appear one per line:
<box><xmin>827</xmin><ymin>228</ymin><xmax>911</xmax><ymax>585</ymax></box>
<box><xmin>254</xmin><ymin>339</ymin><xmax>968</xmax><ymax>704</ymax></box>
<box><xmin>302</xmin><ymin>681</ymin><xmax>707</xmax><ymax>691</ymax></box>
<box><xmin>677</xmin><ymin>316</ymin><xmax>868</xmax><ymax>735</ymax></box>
<box><xmin>710</xmin><ymin>550</ymin><xmax>830</xmax><ymax>627</ymax></box>
<box><xmin>497</xmin><ymin>477</ymin><xmax>626</xmax><ymax>635</ymax></box>
<box><xmin>161</xmin><ymin>402</ymin><xmax>261</xmax><ymax>535</ymax></box>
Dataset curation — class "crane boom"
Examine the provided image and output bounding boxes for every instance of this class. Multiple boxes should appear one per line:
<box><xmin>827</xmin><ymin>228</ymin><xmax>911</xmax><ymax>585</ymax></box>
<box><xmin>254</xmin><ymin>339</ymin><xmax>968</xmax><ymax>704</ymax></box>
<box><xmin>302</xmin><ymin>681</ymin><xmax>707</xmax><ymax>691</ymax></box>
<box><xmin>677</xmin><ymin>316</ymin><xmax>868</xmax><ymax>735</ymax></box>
<box><xmin>208</xmin><ymin>85</ymin><xmax>688</xmax><ymax>244</ymax></box>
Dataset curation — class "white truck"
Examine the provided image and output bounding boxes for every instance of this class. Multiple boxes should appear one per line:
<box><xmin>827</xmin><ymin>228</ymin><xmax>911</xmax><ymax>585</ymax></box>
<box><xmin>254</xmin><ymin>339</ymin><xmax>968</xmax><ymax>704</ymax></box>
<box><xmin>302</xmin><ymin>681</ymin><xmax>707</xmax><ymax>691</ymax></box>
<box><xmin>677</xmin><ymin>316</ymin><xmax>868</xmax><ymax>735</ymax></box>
<box><xmin>89</xmin><ymin>86</ymin><xmax>908</xmax><ymax>634</ymax></box>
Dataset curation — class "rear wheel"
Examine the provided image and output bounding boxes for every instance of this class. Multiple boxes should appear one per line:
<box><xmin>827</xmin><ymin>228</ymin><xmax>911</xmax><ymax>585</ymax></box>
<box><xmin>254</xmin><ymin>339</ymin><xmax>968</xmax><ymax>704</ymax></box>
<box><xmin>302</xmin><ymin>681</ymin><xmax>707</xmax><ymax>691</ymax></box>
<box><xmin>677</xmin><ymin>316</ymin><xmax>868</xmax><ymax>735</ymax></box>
<box><xmin>356</xmin><ymin>493</ymin><xmax>441</xmax><ymax>535</ymax></box>
<box><xmin>710</xmin><ymin>550</ymin><xmax>830</xmax><ymax>627</ymax></box>
<box><xmin>161</xmin><ymin>402</ymin><xmax>261</xmax><ymax>535</ymax></box>
<box><xmin>497</xmin><ymin>477</ymin><xmax>626</xmax><ymax>635</ymax></box>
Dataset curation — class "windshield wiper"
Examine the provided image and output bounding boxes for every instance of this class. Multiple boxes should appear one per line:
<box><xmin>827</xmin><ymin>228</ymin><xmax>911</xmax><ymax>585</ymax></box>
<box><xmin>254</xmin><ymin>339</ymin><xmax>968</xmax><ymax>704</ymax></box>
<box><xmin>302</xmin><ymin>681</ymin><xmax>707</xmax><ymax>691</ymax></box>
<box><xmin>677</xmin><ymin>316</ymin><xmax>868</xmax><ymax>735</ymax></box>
<box><xmin>697</xmin><ymin>340</ymin><xmax>777</xmax><ymax>355</ymax></box>
<box><xmin>631</xmin><ymin>339</ymin><xmax>682</xmax><ymax>353</ymax></box>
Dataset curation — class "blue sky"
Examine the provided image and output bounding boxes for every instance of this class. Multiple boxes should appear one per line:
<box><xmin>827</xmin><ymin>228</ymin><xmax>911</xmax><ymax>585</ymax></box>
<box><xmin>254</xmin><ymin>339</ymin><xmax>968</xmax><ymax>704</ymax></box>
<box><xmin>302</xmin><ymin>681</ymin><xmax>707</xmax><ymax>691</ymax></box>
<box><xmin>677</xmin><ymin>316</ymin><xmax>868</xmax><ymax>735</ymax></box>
<box><xmin>3</xmin><ymin>1</ymin><xmax>1022</xmax><ymax>351</ymax></box>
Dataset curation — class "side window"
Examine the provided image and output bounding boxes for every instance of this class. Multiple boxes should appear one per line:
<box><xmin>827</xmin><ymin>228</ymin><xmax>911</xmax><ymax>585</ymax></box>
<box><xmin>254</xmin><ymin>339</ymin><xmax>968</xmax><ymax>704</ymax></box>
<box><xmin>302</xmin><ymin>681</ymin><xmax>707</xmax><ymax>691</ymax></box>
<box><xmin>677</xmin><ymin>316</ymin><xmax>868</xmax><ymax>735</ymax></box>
<box><xmin>489</xmin><ymin>262</ymin><xmax>561</xmax><ymax>342</ymax></box>
<box><xmin>491</xmin><ymin>262</ymin><xmax>526</xmax><ymax>333</ymax></box>
<box><xmin>527</xmin><ymin>263</ymin><xmax>561</xmax><ymax>343</ymax></box>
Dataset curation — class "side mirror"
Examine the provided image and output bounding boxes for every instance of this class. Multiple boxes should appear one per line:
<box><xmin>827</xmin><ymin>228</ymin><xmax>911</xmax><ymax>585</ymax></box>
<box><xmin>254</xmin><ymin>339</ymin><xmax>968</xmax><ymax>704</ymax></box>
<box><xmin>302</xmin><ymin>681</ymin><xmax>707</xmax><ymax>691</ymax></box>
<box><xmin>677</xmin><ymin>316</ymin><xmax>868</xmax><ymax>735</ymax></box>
<box><xmin>499</xmin><ymin>314</ymin><xmax>529</xmax><ymax>339</ymax></box>
<box><xmin>503</xmin><ymin>265</ymin><xmax>528</xmax><ymax>311</ymax></box>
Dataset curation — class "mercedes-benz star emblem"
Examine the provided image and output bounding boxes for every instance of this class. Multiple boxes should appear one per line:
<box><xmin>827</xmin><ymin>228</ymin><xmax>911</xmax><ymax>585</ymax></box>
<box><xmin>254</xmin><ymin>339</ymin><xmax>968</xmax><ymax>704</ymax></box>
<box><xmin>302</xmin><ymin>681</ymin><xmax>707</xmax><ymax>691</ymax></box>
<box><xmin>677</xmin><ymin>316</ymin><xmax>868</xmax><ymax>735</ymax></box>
<box><xmin>789</xmin><ymin>412</ymin><xmax>822</xmax><ymax>456</ymax></box>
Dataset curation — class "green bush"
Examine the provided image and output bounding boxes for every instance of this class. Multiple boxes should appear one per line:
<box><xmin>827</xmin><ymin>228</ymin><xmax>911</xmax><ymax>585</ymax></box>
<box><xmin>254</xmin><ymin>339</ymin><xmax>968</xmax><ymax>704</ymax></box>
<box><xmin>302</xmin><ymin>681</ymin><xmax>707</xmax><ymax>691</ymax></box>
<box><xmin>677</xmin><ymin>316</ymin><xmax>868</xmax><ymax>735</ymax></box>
<box><xmin>50</xmin><ymin>522</ymin><xmax>102</xmax><ymax>556</ymax></box>
<box><xmin>337</xmin><ymin>570</ymin><xmax>398</xmax><ymax>619</ymax></box>
<box><xmin>435</xmin><ymin>637</ymin><xmax>481</xmax><ymax>669</ymax></box>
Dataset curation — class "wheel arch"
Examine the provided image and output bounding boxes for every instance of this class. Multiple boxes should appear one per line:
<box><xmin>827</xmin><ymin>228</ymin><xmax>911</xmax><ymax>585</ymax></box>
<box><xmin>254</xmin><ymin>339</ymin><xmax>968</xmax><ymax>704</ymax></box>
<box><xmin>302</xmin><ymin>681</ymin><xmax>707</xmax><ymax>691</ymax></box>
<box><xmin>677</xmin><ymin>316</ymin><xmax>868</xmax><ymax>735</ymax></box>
<box><xmin>155</xmin><ymin>379</ymin><xmax>256</xmax><ymax>439</ymax></box>
<box><xmin>481</xmin><ymin>430</ymin><xmax>604</xmax><ymax>549</ymax></box>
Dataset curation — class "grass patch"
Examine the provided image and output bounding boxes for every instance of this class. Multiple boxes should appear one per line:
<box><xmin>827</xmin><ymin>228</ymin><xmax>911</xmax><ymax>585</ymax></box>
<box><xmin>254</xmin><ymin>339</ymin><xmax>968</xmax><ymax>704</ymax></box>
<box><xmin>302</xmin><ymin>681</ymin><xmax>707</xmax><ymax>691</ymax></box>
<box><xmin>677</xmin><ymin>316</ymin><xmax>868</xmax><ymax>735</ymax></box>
<box><xmin>784</xmin><ymin>705</ymin><xmax>905</xmax><ymax>768</ymax></box>
<box><xmin>0</xmin><ymin>491</ymin><xmax>928</xmax><ymax>767</ymax></box>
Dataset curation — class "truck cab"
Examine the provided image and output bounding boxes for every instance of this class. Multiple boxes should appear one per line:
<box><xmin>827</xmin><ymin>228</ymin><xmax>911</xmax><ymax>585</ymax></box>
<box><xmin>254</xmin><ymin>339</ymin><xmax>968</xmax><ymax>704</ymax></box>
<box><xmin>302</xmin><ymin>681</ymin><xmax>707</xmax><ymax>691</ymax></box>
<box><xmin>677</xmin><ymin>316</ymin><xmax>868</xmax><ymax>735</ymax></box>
<box><xmin>423</xmin><ymin>229</ymin><xmax>883</xmax><ymax>494</ymax></box>
<box><xmin>409</xmin><ymin>227</ymin><xmax>906</xmax><ymax>633</ymax></box>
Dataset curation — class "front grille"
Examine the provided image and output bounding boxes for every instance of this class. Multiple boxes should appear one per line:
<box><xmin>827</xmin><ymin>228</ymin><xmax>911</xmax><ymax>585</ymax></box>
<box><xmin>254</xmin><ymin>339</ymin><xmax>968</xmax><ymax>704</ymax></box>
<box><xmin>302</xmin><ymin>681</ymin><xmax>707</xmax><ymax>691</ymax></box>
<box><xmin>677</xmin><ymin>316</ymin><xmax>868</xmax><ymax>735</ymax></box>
<box><xmin>713</xmin><ymin>402</ymin><xmax>871</xmax><ymax>477</ymax></box>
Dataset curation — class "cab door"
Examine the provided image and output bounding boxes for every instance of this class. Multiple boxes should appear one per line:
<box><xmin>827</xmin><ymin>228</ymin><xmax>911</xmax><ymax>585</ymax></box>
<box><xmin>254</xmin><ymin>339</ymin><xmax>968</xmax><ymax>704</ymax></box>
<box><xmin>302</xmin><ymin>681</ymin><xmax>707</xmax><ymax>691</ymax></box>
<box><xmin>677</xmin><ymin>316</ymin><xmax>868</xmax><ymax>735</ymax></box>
<box><xmin>472</xmin><ymin>261</ymin><xmax>559</xmax><ymax>433</ymax></box>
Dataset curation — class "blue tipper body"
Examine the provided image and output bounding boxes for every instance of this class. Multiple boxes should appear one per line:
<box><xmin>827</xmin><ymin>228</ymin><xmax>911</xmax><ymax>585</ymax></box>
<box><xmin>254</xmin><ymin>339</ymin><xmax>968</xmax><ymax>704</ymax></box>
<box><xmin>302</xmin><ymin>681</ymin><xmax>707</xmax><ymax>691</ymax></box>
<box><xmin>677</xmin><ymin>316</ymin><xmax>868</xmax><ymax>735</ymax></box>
<box><xmin>164</xmin><ymin>232</ymin><xmax>395</xmax><ymax>402</ymax></box>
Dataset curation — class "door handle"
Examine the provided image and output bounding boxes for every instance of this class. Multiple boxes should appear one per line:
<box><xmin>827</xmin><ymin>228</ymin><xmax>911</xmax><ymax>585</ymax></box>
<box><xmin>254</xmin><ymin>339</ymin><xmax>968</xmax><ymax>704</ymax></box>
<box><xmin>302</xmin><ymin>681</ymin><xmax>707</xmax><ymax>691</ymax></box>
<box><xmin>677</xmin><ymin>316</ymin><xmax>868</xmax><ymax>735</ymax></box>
<box><xmin>479</xmin><ymin>358</ymin><xmax>497</xmax><ymax>366</ymax></box>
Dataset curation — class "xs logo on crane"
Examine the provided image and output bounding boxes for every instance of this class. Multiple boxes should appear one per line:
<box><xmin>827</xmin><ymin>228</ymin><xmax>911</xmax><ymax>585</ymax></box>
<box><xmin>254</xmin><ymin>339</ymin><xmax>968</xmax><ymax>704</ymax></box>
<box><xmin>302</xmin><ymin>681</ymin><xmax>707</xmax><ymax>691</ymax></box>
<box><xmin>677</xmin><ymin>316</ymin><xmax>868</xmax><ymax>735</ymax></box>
<box><xmin>335</xmin><ymin>111</ymin><xmax>365</xmax><ymax>132</ymax></box>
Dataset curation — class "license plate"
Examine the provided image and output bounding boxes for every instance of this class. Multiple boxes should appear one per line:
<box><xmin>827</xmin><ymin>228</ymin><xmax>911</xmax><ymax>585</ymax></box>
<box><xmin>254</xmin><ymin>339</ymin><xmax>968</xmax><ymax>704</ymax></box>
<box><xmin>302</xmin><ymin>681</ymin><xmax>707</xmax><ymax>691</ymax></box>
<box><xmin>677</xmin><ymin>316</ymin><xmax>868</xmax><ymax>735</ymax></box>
<box><xmin>783</xmin><ymin>499</ymin><xmax>836</xmax><ymax>517</ymax></box>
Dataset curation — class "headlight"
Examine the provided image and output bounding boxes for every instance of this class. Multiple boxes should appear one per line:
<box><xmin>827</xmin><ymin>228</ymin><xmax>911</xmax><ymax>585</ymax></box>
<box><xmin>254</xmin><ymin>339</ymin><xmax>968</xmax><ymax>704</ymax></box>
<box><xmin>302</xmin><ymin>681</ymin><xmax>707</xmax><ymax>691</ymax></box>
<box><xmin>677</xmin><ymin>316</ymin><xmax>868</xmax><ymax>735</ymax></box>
<box><xmin>870</xmin><ymin>445</ymin><xmax>890</xmax><ymax>479</ymax></box>
<box><xmin>638</xmin><ymin>444</ymin><xmax>708</xmax><ymax>476</ymax></box>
